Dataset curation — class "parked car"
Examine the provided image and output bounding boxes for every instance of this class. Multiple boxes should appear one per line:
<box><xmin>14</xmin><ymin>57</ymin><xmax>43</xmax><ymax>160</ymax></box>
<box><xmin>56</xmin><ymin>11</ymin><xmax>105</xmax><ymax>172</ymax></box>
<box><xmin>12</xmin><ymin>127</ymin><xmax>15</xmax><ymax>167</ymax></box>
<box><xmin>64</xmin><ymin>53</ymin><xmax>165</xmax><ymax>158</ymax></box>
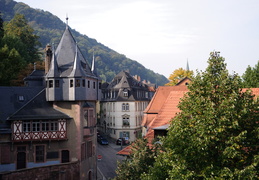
<box><xmin>98</xmin><ymin>136</ymin><xmax>109</xmax><ymax>145</ymax></box>
<box><xmin>116</xmin><ymin>138</ymin><xmax>128</xmax><ymax>145</ymax></box>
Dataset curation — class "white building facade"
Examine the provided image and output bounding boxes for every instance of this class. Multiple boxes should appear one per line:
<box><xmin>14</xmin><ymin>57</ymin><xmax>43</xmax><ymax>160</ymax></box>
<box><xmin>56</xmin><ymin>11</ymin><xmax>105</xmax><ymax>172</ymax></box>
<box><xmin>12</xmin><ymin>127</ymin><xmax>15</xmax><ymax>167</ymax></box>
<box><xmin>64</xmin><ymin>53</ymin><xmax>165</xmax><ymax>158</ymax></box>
<box><xmin>100</xmin><ymin>71</ymin><xmax>155</xmax><ymax>142</ymax></box>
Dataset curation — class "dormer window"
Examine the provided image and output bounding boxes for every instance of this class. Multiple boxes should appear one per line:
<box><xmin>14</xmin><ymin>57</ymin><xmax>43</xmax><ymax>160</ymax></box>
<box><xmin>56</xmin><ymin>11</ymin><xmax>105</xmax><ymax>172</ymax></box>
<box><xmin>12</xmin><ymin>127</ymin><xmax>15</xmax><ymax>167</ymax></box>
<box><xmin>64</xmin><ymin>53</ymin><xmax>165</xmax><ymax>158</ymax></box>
<box><xmin>123</xmin><ymin>89</ymin><xmax>128</xmax><ymax>97</ymax></box>
<box><xmin>18</xmin><ymin>95</ymin><xmax>24</xmax><ymax>102</ymax></box>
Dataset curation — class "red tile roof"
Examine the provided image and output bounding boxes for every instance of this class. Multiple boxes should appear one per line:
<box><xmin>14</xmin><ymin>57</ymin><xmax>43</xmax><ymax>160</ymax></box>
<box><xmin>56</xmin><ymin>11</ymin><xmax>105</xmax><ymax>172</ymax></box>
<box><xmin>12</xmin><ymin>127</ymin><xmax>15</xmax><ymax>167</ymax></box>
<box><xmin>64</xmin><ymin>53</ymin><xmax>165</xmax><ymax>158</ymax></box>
<box><xmin>117</xmin><ymin>87</ymin><xmax>259</xmax><ymax>156</ymax></box>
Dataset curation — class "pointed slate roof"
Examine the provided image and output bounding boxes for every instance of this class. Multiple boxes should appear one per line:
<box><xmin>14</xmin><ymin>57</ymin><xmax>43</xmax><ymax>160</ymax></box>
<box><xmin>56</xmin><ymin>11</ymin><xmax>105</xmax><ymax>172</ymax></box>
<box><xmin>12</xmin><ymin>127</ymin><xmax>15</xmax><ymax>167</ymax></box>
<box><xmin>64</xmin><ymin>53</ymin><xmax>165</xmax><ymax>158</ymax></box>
<box><xmin>69</xmin><ymin>44</ymin><xmax>87</xmax><ymax>77</ymax></box>
<box><xmin>54</xmin><ymin>26</ymin><xmax>93</xmax><ymax>77</ymax></box>
<box><xmin>8</xmin><ymin>89</ymin><xmax>71</xmax><ymax>120</ymax></box>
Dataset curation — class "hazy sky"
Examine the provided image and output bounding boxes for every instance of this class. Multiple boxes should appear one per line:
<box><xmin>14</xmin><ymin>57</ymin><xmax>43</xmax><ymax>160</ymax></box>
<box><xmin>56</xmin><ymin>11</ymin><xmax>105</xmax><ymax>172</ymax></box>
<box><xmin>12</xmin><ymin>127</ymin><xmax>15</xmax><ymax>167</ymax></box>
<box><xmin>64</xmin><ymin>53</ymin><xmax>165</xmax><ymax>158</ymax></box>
<box><xmin>18</xmin><ymin>0</ymin><xmax>259</xmax><ymax>78</ymax></box>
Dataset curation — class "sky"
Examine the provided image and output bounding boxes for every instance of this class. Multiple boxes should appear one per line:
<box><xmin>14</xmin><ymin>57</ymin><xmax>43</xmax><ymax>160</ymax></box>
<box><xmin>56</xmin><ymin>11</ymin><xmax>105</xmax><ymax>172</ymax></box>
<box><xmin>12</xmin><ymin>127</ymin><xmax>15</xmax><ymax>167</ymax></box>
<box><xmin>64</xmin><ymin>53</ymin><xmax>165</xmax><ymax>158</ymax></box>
<box><xmin>18</xmin><ymin>0</ymin><xmax>259</xmax><ymax>78</ymax></box>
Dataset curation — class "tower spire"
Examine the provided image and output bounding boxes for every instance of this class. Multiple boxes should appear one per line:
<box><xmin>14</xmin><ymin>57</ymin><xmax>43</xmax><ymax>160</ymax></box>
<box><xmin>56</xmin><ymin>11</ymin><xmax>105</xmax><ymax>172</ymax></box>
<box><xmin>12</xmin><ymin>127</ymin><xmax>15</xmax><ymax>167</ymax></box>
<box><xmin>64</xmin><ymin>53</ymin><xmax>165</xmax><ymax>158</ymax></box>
<box><xmin>186</xmin><ymin>59</ymin><xmax>190</xmax><ymax>71</ymax></box>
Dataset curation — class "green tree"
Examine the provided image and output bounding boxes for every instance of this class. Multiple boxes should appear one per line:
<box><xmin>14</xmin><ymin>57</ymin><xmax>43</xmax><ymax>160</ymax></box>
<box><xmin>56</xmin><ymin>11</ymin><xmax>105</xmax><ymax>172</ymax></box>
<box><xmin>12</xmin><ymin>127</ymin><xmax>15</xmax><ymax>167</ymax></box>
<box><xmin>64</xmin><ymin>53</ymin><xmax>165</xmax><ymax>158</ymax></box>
<box><xmin>4</xmin><ymin>13</ymin><xmax>41</xmax><ymax>63</ymax></box>
<box><xmin>114</xmin><ymin>138</ymin><xmax>160</xmax><ymax>180</ymax></box>
<box><xmin>0</xmin><ymin>44</ymin><xmax>26</xmax><ymax>85</ymax></box>
<box><xmin>143</xmin><ymin>52</ymin><xmax>259</xmax><ymax>179</ymax></box>
<box><xmin>0</xmin><ymin>14</ymin><xmax>41</xmax><ymax>85</ymax></box>
<box><xmin>165</xmin><ymin>67</ymin><xmax>193</xmax><ymax>86</ymax></box>
<box><xmin>242</xmin><ymin>61</ymin><xmax>259</xmax><ymax>88</ymax></box>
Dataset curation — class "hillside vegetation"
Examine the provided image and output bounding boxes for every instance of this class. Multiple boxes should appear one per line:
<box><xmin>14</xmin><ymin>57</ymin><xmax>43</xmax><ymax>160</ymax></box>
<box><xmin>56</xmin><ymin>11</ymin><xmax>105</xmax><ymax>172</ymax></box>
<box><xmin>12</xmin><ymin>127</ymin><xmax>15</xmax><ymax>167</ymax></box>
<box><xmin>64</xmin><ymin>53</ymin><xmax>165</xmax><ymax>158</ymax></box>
<box><xmin>0</xmin><ymin>0</ymin><xmax>168</xmax><ymax>85</ymax></box>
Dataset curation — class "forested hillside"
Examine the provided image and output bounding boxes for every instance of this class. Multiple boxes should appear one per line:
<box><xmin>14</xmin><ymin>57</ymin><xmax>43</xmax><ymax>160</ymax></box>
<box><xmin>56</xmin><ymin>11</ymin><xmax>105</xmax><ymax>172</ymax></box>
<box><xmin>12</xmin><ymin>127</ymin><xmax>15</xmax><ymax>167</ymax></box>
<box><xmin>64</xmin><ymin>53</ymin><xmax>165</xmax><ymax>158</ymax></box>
<box><xmin>0</xmin><ymin>0</ymin><xmax>168</xmax><ymax>85</ymax></box>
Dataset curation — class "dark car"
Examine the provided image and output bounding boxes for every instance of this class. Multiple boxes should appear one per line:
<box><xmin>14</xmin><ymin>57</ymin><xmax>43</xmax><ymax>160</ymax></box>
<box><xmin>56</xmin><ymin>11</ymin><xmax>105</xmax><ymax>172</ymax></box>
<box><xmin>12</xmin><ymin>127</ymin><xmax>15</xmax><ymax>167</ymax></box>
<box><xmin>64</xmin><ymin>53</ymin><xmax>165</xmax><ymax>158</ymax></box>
<box><xmin>98</xmin><ymin>136</ymin><xmax>109</xmax><ymax>145</ymax></box>
<box><xmin>116</xmin><ymin>138</ymin><xmax>128</xmax><ymax>145</ymax></box>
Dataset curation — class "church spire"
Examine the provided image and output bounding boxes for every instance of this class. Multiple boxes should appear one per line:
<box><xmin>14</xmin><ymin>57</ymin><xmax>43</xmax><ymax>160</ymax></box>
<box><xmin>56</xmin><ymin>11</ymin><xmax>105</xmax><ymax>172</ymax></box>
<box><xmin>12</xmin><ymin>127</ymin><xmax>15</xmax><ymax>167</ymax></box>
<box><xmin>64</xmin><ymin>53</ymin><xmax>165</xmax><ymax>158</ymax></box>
<box><xmin>186</xmin><ymin>59</ymin><xmax>190</xmax><ymax>71</ymax></box>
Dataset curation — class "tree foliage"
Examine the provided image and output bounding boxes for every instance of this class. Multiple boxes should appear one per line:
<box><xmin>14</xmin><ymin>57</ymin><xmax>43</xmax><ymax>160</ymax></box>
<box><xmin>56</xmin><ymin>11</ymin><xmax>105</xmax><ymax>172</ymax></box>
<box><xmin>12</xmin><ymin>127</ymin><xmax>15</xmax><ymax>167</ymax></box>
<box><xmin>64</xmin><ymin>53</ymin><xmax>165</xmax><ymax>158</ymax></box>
<box><xmin>0</xmin><ymin>13</ymin><xmax>41</xmax><ymax>85</ymax></box>
<box><xmin>4</xmin><ymin>13</ymin><xmax>41</xmax><ymax>63</ymax></box>
<box><xmin>142</xmin><ymin>52</ymin><xmax>259</xmax><ymax>179</ymax></box>
<box><xmin>242</xmin><ymin>61</ymin><xmax>259</xmax><ymax>88</ymax></box>
<box><xmin>165</xmin><ymin>67</ymin><xmax>193</xmax><ymax>86</ymax></box>
<box><xmin>114</xmin><ymin>138</ymin><xmax>160</xmax><ymax>180</ymax></box>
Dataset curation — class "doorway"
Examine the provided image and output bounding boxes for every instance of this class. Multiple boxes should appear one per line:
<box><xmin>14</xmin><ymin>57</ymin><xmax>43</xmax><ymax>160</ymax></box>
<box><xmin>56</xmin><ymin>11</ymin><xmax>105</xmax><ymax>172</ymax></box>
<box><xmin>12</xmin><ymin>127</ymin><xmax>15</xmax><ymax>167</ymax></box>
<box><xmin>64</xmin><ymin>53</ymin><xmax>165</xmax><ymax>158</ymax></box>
<box><xmin>17</xmin><ymin>146</ymin><xmax>26</xmax><ymax>169</ymax></box>
<box><xmin>61</xmin><ymin>150</ymin><xmax>69</xmax><ymax>163</ymax></box>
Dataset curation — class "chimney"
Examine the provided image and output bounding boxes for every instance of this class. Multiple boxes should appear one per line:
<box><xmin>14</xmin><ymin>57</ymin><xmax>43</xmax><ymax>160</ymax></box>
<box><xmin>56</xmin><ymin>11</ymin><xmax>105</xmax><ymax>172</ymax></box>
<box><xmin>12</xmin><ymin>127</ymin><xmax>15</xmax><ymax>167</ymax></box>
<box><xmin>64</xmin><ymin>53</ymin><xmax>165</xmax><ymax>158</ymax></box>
<box><xmin>45</xmin><ymin>44</ymin><xmax>52</xmax><ymax>74</ymax></box>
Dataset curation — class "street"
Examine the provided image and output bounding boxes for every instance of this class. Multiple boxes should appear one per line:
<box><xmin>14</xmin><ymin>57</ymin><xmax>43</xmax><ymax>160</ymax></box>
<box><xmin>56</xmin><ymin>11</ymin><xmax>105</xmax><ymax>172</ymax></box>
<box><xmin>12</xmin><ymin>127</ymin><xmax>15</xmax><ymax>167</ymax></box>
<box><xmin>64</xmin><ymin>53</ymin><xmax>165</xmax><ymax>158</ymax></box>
<box><xmin>97</xmin><ymin>139</ymin><xmax>126</xmax><ymax>179</ymax></box>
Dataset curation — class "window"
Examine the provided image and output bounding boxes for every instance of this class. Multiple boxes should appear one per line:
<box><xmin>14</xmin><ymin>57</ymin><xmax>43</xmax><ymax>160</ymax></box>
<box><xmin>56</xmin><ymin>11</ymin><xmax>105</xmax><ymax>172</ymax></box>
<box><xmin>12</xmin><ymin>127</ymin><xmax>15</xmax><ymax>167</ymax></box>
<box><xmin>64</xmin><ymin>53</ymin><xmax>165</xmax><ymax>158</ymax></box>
<box><xmin>113</xmin><ymin>103</ymin><xmax>115</xmax><ymax>112</ymax></box>
<box><xmin>50</xmin><ymin>121</ymin><xmax>58</xmax><ymax>131</ymax></box>
<box><xmin>18</xmin><ymin>95</ymin><xmax>24</xmax><ymax>102</ymax></box>
<box><xmin>42</xmin><ymin>121</ymin><xmax>49</xmax><ymax>131</ymax></box>
<box><xmin>122</xmin><ymin>115</ymin><xmax>130</xmax><ymax>126</ymax></box>
<box><xmin>55</xmin><ymin>80</ymin><xmax>60</xmax><ymax>88</ymax></box>
<box><xmin>70</xmin><ymin>79</ymin><xmax>73</xmax><ymax>87</ymax></box>
<box><xmin>76</xmin><ymin>79</ymin><xmax>80</xmax><ymax>87</ymax></box>
<box><xmin>82</xmin><ymin>79</ymin><xmax>85</xmax><ymax>87</ymax></box>
<box><xmin>49</xmin><ymin>80</ymin><xmax>53</xmax><ymax>88</ymax></box>
<box><xmin>125</xmin><ymin>103</ymin><xmax>129</xmax><ymax>111</ymax></box>
<box><xmin>32</xmin><ymin>121</ymin><xmax>40</xmax><ymax>132</ymax></box>
<box><xmin>99</xmin><ymin>82</ymin><xmax>101</xmax><ymax>89</ymax></box>
<box><xmin>93</xmin><ymin>82</ymin><xmax>96</xmax><ymax>89</ymax></box>
<box><xmin>23</xmin><ymin>121</ymin><xmax>31</xmax><ymax>132</ymax></box>
<box><xmin>35</xmin><ymin>145</ymin><xmax>45</xmax><ymax>163</ymax></box>
<box><xmin>123</xmin><ymin>89</ymin><xmax>128</xmax><ymax>97</ymax></box>
<box><xmin>113</xmin><ymin>117</ymin><xmax>115</xmax><ymax>126</ymax></box>
<box><xmin>88</xmin><ymin>80</ymin><xmax>90</xmax><ymax>88</ymax></box>
<box><xmin>122</xmin><ymin>103</ymin><xmax>129</xmax><ymax>111</ymax></box>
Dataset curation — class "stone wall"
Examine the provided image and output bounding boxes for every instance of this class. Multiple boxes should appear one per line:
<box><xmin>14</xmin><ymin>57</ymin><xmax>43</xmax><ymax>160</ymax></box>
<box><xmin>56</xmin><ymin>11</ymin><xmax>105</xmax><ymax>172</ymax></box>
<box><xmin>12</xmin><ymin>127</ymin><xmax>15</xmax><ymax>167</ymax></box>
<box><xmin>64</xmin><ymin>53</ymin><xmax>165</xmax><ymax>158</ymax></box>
<box><xmin>0</xmin><ymin>161</ymin><xmax>80</xmax><ymax>180</ymax></box>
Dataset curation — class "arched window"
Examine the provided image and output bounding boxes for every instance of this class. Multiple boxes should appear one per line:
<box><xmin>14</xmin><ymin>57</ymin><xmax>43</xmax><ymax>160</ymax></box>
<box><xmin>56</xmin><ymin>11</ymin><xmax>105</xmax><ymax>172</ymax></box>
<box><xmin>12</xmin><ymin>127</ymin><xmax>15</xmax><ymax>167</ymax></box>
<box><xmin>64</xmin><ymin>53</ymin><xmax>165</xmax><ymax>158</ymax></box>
<box><xmin>125</xmin><ymin>103</ymin><xmax>129</xmax><ymax>111</ymax></box>
<box><xmin>122</xmin><ymin>103</ymin><xmax>126</xmax><ymax>111</ymax></box>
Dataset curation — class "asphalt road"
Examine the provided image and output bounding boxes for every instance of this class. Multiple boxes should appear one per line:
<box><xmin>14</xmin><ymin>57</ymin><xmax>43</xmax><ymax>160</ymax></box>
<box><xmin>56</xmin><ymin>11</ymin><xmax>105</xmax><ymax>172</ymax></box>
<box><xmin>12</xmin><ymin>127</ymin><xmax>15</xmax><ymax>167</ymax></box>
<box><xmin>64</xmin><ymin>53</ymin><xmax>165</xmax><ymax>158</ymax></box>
<box><xmin>97</xmin><ymin>140</ymin><xmax>126</xmax><ymax>179</ymax></box>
